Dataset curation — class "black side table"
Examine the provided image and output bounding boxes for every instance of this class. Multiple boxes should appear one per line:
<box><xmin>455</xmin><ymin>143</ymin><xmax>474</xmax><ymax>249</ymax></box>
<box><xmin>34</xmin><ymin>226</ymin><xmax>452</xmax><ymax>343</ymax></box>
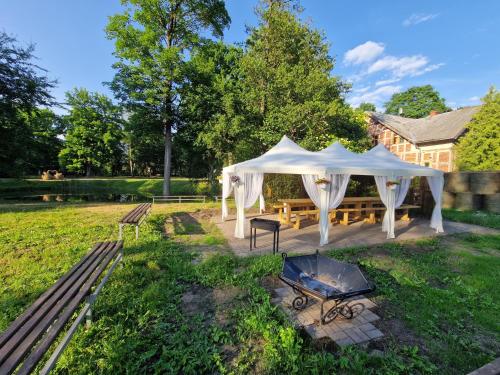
<box><xmin>250</xmin><ymin>218</ymin><xmax>281</xmax><ymax>254</ymax></box>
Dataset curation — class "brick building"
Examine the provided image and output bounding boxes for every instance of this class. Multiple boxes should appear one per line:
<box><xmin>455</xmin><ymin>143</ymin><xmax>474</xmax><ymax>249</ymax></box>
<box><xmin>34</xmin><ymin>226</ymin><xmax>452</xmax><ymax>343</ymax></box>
<box><xmin>367</xmin><ymin>106</ymin><xmax>480</xmax><ymax>172</ymax></box>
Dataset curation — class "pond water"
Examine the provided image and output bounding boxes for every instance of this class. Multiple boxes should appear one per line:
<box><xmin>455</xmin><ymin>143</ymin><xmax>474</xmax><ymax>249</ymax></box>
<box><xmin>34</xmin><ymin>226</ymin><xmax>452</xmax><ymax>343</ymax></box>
<box><xmin>0</xmin><ymin>193</ymin><xmax>150</xmax><ymax>203</ymax></box>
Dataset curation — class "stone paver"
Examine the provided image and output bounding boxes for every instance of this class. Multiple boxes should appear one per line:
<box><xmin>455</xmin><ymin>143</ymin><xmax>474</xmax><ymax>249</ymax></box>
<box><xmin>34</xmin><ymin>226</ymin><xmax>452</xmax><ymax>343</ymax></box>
<box><xmin>214</xmin><ymin>214</ymin><xmax>499</xmax><ymax>257</ymax></box>
<box><xmin>272</xmin><ymin>284</ymin><xmax>384</xmax><ymax>347</ymax></box>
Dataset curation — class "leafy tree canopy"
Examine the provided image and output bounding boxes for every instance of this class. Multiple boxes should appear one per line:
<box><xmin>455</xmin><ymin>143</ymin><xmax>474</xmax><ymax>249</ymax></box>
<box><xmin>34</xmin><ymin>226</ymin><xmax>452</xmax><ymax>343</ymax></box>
<box><xmin>59</xmin><ymin>88</ymin><xmax>123</xmax><ymax>176</ymax></box>
<box><xmin>106</xmin><ymin>0</ymin><xmax>230</xmax><ymax>194</ymax></box>
<box><xmin>384</xmin><ymin>85</ymin><xmax>450</xmax><ymax>119</ymax></box>
<box><xmin>235</xmin><ymin>0</ymin><xmax>369</xmax><ymax>157</ymax></box>
<box><xmin>179</xmin><ymin>40</ymin><xmax>245</xmax><ymax>173</ymax></box>
<box><xmin>358</xmin><ymin>102</ymin><xmax>376</xmax><ymax>112</ymax></box>
<box><xmin>0</xmin><ymin>32</ymin><xmax>57</xmax><ymax>176</ymax></box>
<box><xmin>455</xmin><ymin>87</ymin><xmax>500</xmax><ymax>171</ymax></box>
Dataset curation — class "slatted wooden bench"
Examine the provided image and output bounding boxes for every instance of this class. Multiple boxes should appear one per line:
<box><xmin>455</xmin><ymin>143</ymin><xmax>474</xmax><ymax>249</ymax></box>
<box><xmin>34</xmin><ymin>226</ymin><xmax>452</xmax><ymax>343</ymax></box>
<box><xmin>118</xmin><ymin>203</ymin><xmax>152</xmax><ymax>240</ymax></box>
<box><xmin>363</xmin><ymin>204</ymin><xmax>421</xmax><ymax>224</ymax></box>
<box><xmin>0</xmin><ymin>240</ymin><xmax>123</xmax><ymax>375</ymax></box>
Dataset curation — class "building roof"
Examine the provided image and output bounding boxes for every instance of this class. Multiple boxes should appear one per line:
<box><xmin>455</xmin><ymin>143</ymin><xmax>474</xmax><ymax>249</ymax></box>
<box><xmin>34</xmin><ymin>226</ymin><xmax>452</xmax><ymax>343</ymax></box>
<box><xmin>368</xmin><ymin>106</ymin><xmax>481</xmax><ymax>144</ymax></box>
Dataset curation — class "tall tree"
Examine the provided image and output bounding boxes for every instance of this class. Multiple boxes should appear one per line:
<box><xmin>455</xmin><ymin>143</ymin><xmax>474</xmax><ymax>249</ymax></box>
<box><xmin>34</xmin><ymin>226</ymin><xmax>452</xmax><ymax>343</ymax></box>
<box><xmin>384</xmin><ymin>85</ymin><xmax>450</xmax><ymax>118</ymax></box>
<box><xmin>358</xmin><ymin>102</ymin><xmax>376</xmax><ymax>112</ymax></box>
<box><xmin>22</xmin><ymin>109</ymin><xmax>64</xmax><ymax>174</ymax></box>
<box><xmin>455</xmin><ymin>87</ymin><xmax>500</xmax><ymax>171</ymax></box>
<box><xmin>124</xmin><ymin>107</ymin><xmax>164</xmax><ymax>176</ymax></box>
<box><xmin>179</xmin><ymin>41</ymin><xmax>245</xmax><ymax>177</ymax></box>
<box><xmin>59</xmin><ymin>89</ymin><xmax>123</xmax><ymax>176</ymax></box>
<box><xmin>0</xmin><ymin>32</ymin><xmax>57</xmax><ymax>176</ymax></box>
<box><xmin>106</xmin><ymin>0</ymin><xmax>230</xmax><ymax>195</ymax></box>
<box><xmin>236</xmin><ymin>0</ymin><xmax>368</xmax><ymax>155</ymax></box>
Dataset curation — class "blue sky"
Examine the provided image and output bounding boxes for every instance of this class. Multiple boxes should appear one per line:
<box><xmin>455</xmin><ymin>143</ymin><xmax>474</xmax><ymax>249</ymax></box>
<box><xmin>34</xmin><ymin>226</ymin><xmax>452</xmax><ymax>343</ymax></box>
<box><xmin>2</xmin><ymin>0</ymin><xmax>499</xmax><ymax>112</ymax></box>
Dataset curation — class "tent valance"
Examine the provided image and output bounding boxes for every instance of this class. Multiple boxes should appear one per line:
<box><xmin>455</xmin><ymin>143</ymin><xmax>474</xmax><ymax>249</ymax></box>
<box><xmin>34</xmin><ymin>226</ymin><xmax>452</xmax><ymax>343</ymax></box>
<box><xmin>223</xmin><ymin>136</ymin><xmax>443</xmax><ymax>178</ymax></box>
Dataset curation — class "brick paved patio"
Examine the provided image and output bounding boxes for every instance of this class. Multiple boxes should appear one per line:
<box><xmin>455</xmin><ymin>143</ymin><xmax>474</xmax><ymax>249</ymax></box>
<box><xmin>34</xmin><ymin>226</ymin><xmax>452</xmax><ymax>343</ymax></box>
<box><xmin>215</xmin><ymin>214</ymin><xmax>499</xmax><ymax>257</ymax></box>
<box><xmin>272</xmin><ymin>285</ymin><xmax>384</xmax><ymax>346</ymax></box>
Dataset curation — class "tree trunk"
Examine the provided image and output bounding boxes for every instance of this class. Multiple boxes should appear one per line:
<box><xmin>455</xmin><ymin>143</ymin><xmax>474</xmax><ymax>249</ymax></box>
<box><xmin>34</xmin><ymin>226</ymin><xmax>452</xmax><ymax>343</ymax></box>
<box><xmin>128</xmin><ymin>144</ymin><xmax>134</xmax><ymax>177</ymax></box>
<box><xmin>163</xmin><ymin>122</ymin><xmax>172</xmax><ymax>195</ymax></box>
<box><xmin>86</xmin><ymin>164</ymin><xmax>91</xmax><ymax>177</ymax></box>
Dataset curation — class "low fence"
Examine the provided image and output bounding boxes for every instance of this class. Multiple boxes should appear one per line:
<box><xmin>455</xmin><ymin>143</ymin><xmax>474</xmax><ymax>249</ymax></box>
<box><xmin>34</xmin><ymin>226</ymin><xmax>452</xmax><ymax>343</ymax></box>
<box><xmin>152</xmin><ymin>195</ymin><xmax>206</xmax><ymax>204</ymax></box>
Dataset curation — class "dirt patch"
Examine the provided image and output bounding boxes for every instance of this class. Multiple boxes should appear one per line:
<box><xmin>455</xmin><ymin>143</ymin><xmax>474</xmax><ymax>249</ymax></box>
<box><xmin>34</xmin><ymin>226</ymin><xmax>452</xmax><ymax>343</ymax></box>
<box><xmin>181</xmin><ymin>284</ymin><xmax>215</xmax><ymax>324</ymax></box>
<box><xmin>261</xmin><ymin>275</ymin><xmax>285</xmax><ymax>295</ymax></box>
<box><xmin>369</xmin><ymin>303</ymin><xmax>429</xmax><ymax>355</ymax></box>
<box><xmin>181</xmin><ymin>284</ymin><xmax>243</xmax><ymax>328</ymax></box>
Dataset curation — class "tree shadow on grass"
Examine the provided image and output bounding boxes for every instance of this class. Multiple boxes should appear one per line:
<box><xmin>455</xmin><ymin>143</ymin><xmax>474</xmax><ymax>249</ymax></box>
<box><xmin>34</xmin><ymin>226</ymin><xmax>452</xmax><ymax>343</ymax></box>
<box><xmin>168</xmin><ymin>212</ymin><xmax>206</xmax><ymax>235</ymax></box>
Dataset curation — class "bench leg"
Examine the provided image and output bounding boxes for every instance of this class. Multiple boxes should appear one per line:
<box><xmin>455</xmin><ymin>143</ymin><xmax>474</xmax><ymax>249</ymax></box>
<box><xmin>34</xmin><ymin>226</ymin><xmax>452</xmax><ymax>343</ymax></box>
<box><xmin>340</xmin><ymin>212</ymin><xmax>349</xmax><ymax>225</ymax></box>
<box><xmin>135</xmin><ymin>225</ymin><xmax>139</xmax><ymax>240</ymax></box>
<box><xmin>85</xmin><ymin>302</ymin><xmax>92</xmax><ymax>329</ymax></box>
<box><xmin>401</xmin><ymin>209</ymin><xmax>410</xmax><ymax>221</ymax></box>
<box><xmin>118</xmin><ymin>224</ymin><xmax>123</xmax><ymax>240</ymax></box>
<box><xmin>293</xmin><ymin>215</ymin><xmax>301</xmax><ymax>229</ymax></box>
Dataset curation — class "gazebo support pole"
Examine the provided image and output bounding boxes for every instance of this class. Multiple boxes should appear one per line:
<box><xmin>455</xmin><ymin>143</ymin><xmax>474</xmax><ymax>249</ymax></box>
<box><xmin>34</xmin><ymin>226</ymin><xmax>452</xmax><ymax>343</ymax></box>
<box><xmin>319</xmin><ymin>175</ymin><xmax>331</xmax><ymax>246</ymax></box>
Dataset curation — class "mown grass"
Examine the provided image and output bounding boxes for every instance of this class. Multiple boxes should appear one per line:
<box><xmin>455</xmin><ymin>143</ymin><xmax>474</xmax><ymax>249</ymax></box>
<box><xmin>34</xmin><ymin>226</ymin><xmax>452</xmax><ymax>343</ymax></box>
<box><xmin>0</xmin><ymin>202</ymin><xmax>498</xmax><ymax>374</ymax></box>
<box><xmin>0</xmin><ymin>177</ymin><xmax>215</xmax><ymax>198</ymax></box>
<box><xmin>442</xmin><ymin>208</ymin><xmax>500</xmax><ymax>229</ymax></box>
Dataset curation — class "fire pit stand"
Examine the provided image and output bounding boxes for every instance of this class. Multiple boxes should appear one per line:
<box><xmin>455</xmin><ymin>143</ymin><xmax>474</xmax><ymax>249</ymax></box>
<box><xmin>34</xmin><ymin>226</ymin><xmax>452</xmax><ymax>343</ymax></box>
<box><xmin>279</xmin><ymin>251</ymin><xmax>375</xmax><ymax>325</ymax></box>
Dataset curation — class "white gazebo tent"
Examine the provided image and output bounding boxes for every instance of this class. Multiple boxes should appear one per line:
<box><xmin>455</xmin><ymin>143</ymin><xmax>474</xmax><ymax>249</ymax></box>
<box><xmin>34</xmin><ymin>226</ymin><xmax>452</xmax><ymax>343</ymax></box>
<box><xmin>222</xmin><ymin>136</ymin><xmax>444</xmax><ymax>246</ymax></box>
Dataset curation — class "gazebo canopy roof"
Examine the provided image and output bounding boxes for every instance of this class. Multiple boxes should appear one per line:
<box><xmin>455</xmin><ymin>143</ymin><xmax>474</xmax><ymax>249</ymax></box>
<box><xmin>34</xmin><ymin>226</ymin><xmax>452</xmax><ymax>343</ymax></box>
<box><xmin>223</xmin><ymin>136</ymin><xmax>443</xmax><ymax>177</ymax></box>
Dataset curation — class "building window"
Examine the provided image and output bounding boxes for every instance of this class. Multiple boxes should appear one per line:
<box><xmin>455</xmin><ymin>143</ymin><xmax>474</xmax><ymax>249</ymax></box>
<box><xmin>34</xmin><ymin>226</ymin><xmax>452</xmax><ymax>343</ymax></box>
<box><xmin>424</xmin><ymin>162</ymin><xmax>430</xmax><ymax>167</ymax></box>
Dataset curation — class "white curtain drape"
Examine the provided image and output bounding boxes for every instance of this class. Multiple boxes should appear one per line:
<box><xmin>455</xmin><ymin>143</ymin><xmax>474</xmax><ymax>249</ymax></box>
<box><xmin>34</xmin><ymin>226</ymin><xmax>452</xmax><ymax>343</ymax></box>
<box><xmin>221</xmin><ymin>171</ymin><xmax>233</xmax><ymax>221</ymax></box>
<box><xmin>427</xmin><ymin>175</ymin><xmax>444</xmax><ymax>233</ymax></box>
<box><xmin>259</xmin><ymin>193</ymin><xmax>266</xmax><ymax>213</ymax></box>
<box><xmin>374</xmin><ymin>176</ymin><xmax>411</xmax><ymax>239</ymax></box>
<box><xmin>302</xmin><ymin>174</ymin><xmax>350</xmax><ymax>245</ymax></box>
<box><xmin>234</xmin><ymin>173</ymin><xmax>265</xmax><ymax>238</ymax></box>
<box><xmin>301</xmin><ymin>174</ymin><xmax>350</xmax><ymax>209</ymax></box>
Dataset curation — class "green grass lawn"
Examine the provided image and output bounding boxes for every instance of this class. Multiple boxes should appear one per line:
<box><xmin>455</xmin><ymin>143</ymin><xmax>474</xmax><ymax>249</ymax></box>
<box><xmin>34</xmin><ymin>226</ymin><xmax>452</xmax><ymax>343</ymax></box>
<box><xmin>0</xmin><ymin>202</ymin><xmax>498</xmax><ymax>374</ymax></box>
<box><xmin>443</xmin><ymin>208</ymin><xmax>500</xmax><ymax>229</ymax></box>
<box><xmin>0</xmin><ymin>177</ymin><xmax>215</xmax><ymax>198</ymax></box>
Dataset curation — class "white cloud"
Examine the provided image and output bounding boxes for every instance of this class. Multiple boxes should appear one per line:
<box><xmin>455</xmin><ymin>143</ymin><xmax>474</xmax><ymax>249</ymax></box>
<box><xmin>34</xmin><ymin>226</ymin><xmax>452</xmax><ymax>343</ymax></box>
<box><xmin>344</xmin><ymin>41</ymin><xmax>385</xmax><ymax>65</ymax></box>
<box><xmin>348</xmin><ymin>85</ymin><xmax>401</xmax><ymax>108</ymax></box>
<box><xmin>468</xmin><ymin>96</ymin><xmax>480</xmax><ymax>102</ymax></box>
<box><xmin>367</xmin><ymin>55</ymin><xmax>444</xmax><ymax>79</ymax></box>
<box><xmin>353</xmin><ymin>86</ymin><xmax>371</xmax><ymax>93</ymax></box>
<box><xmin>375</xmin><ymin>78</ymin><xmax>401</xmax><ymax>86</ymax></box>
<box><xmin>403</xmin><ymin>13</ymin><xmax>439</xmax><ymax>27</ymax></box>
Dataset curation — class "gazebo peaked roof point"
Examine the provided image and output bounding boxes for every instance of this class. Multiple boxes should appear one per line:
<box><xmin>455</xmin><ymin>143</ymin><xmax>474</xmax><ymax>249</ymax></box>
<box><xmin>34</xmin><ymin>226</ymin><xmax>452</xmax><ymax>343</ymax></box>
<box><xmin>222</xmin><ymin>136</ymin><xmax>444</xmax><ymax>246</ymax></box>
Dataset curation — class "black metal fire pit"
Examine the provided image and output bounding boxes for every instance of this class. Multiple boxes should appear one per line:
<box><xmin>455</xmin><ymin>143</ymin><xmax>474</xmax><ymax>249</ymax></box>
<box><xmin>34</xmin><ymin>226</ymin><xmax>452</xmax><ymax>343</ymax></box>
<box><xmin>279</xmin><ymin>251</ymin><xmax>375</xmax><ymax>324</ymax></box>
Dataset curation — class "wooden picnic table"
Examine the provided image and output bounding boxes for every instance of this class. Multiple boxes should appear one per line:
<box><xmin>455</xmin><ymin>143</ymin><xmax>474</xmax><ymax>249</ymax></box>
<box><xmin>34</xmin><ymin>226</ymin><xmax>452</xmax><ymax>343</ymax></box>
<box><xmin>278</xmin><ymin>197</ymin><xmax>383</xmax><ymax>225</ymax></box>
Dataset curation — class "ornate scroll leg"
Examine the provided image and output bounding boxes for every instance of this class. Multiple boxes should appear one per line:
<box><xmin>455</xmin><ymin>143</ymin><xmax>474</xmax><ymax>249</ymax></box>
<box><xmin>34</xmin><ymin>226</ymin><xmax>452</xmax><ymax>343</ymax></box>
<box><xmin>292</xmin><ymin>295</ymin><xmax>308</xmax><ymax>310</ymax></box>
<box><xmin>320</xmin><ymin>300</ymin><xmax>342</xmax><ymax>325</ymax></box>
<box><xmin>338</xmin><ymin>302</ymin><xmax>354</xmax><ymax>319</ymax></box>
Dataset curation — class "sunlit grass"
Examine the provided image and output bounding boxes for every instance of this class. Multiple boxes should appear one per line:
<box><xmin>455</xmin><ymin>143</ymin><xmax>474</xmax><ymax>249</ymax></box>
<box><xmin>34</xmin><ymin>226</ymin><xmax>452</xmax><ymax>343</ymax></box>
<box><xmin>443</xmin><ymin>208</ymin><xmax>500</xmax><ymax>229</ymax></box>
<box><xmin>0</xmin><ymin>201</ymin><xmax>498</xmax><ymax>374</ymax></box>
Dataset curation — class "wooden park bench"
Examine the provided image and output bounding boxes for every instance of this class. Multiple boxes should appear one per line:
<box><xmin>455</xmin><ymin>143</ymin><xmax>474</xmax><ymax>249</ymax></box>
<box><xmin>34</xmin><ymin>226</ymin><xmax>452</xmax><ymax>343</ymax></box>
<box><xmin>118</xmin><ymin>203</ymin><xmax>152</xmax><ymax>240</ymax></box>
<box><xmin>291</xmin><ymin>204</ymin><xmax>421</xmax><ymax>228</ymax></box>
<box><xmin>0</xmin><ymin>241</ymin><xmax>123</xmax><ymax>375</ymax></box>
<box><xmin>363</xmin><ymin>204</ymin><xmax>421</xmax><ymax>224</ymax></box>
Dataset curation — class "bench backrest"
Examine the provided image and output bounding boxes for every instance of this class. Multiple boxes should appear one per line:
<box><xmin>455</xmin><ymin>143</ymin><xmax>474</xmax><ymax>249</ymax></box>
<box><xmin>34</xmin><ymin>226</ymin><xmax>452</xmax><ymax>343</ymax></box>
<box><xmin>0</xmin><ymin>241</ymin><xmax>123</xmax><ymax>375</ymax></box>
<box><xmin>119</xmin><ymin>203</ymin><xmax>152</xmax><ymax>224</ymax></box>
